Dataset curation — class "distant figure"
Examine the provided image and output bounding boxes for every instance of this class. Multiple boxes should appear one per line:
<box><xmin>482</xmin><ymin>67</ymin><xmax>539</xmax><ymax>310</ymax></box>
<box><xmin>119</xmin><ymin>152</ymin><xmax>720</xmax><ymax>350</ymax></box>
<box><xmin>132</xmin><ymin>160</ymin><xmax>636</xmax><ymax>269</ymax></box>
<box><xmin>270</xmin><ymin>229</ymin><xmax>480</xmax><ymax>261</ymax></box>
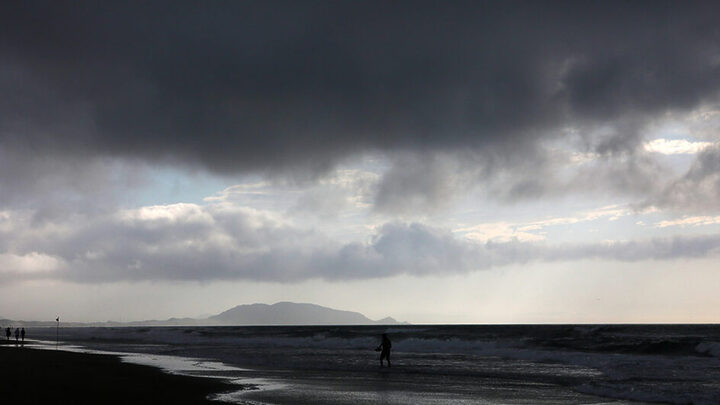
<box><xmin>14</xmin><ymin>328</ymin><xmax>19</xmax><ymax>342</ymax></box>
<box><xmin>376</xmin><ymin>333</ymin><xmax>392</xmax><ymax>367</ymax></box>
<box><xmin>5</xmin><ymin>327</ymin><xmax>10</xmax><ymax>340</ymax></box>
<box><xmin>21</xmin><ymin>328</ymin><xmax>25</xmax><ymax>342</ymax></box>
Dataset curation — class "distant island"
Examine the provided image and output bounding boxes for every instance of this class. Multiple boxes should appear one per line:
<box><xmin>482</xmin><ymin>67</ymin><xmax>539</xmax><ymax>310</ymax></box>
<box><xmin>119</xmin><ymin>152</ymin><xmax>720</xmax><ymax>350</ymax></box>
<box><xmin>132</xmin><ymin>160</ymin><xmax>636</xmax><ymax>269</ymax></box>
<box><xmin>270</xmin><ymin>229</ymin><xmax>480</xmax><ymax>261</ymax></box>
<box><xmin>1</xmin><ymin>302</ymin><xmax>405</xmax><ymax>327</ymax></box>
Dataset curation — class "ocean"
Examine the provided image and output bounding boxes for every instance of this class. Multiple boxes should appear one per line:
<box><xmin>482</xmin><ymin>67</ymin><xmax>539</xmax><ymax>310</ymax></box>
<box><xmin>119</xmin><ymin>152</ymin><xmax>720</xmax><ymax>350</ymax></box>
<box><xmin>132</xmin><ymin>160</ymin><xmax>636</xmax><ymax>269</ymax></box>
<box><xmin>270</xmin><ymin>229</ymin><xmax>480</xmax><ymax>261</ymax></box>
<box><xmin>27</xmin><ymin>324</ymin><xmax>720</xmax><ymax>404</ymax></box>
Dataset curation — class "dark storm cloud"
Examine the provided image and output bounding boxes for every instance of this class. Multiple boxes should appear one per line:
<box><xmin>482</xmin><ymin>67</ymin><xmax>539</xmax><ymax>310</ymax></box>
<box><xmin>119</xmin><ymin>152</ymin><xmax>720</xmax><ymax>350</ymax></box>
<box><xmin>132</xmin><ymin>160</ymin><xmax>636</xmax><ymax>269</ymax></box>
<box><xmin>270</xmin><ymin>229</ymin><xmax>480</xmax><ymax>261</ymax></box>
<box><xmin>2</xmin><ymin>0</ymin><xmax>720</xmax><ymax>177</ymax></box>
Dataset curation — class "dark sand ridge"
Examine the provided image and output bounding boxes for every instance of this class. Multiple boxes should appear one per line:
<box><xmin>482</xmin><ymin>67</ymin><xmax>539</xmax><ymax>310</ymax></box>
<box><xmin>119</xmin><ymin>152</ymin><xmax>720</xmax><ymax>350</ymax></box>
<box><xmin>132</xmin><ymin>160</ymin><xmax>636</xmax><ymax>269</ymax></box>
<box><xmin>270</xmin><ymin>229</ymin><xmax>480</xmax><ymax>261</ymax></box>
<box><xmin>0</xmin><ymin>341</ymin><xmax>234</xmax><ymax>404</ymax></box>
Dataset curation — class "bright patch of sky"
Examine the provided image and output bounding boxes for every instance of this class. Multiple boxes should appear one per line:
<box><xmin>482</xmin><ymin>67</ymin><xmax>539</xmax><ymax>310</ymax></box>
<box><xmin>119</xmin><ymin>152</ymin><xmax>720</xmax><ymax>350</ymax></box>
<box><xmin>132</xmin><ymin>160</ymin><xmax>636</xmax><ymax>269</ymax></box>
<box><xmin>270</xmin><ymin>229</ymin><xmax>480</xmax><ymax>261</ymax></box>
<box><xmin>121</xmin><ymin>166</ymin><xmax>241</xmax><ymax>208</ymax></box>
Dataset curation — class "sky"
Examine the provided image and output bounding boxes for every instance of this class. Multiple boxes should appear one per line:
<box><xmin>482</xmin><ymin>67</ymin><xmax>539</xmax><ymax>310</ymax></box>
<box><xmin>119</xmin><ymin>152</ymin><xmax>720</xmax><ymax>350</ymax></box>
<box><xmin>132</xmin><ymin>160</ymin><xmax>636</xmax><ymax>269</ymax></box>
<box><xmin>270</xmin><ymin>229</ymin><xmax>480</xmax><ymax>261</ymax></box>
<box><xmin>2</xmin><ymin>1</ymin><xmax>720</xmax><ymax>323</ymax></box>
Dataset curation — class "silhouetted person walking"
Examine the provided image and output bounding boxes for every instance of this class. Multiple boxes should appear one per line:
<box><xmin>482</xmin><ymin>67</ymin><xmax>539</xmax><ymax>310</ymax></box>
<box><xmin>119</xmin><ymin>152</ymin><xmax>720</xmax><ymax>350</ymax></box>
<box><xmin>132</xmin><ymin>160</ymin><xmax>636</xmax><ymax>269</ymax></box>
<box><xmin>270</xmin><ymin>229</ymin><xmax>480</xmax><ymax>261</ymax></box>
<box><xmin>20</xmin><ymin>328</ymin><xmax>25</xmax><ymax>342</ymax></box>
<box><xmin>14</xmin><ymin>328</ymin><xmax>19</xmax><ymax>342</ymax></box>
<box><xmin>5</xmin><ymin>327</ymin><xmax>10</xmax><ymax>341</ymax></box>
<box><xmin>376</xmin><ymin>333</ymin><xmax>392</xmax><ymax>367</ymax></box>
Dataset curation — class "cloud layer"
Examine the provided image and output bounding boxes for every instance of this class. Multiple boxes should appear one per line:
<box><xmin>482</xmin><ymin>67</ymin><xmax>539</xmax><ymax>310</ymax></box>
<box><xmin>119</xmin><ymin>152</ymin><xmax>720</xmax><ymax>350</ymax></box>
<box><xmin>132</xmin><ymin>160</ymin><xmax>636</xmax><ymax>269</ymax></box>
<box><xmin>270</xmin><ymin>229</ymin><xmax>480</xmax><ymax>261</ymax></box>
<box><xmin>2</xmin><ymin>204</ymin><xmax>718</xmax><ymax>284</ymax></box>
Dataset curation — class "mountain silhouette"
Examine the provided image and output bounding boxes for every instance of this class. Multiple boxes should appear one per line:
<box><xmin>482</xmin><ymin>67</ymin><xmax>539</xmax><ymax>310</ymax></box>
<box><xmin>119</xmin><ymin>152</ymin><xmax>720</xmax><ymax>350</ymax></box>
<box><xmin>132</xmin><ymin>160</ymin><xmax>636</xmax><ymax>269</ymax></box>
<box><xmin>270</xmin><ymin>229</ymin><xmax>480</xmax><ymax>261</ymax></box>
<box><xmin>208</xmin><ymin>302</ymin><xmax>401</xmax><ymax>325</ymax></box>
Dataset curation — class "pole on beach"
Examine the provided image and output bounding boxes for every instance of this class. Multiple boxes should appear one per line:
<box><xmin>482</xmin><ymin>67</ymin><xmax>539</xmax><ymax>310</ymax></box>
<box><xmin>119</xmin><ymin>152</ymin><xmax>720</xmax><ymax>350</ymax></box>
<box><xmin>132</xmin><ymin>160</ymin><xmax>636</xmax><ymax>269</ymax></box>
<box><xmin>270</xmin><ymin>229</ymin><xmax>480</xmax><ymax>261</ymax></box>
<box><xmin>55</xmin><ymin>316</ymin><xmax>59</xmax><ymax>349</ymax></box>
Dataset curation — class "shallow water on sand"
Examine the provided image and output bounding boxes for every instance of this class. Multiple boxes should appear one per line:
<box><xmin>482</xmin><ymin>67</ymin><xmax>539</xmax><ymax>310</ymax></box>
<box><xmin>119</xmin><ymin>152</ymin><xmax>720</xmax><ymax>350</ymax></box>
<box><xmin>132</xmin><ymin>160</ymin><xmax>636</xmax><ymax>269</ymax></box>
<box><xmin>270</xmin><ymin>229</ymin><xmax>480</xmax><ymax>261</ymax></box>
<box><xmin>29</xmin><ymin>324</ymin><xmax>720</xmax><ymax>404</ymax></box>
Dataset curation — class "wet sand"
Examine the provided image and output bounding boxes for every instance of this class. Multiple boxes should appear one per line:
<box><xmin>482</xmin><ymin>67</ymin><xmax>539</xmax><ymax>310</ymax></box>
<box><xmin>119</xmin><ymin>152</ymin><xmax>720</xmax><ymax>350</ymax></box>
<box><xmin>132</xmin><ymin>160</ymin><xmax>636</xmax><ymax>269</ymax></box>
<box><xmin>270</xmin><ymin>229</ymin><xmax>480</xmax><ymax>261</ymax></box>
<box><xmin>0</xmin><ymin>341</ymin><xmax>233</xmax><ymax>404</ymax></box>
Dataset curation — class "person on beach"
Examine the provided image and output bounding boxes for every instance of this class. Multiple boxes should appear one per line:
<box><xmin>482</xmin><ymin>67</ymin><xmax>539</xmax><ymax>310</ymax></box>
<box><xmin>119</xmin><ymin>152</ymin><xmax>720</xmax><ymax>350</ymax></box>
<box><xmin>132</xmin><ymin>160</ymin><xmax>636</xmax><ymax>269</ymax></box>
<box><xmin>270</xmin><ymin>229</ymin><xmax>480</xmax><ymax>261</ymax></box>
<box><xmin>5</xmin><ymin>327</ymin><xmax>10</xmax><ymax>340</ymax></box>
<box><xmin>376</xmin><ymin>333</ymin><xmax>392</xmax><ymax>367</ymax></box>
<box><xmin>14</xmin><ymin>328</ymin><xmax>19</xmax><ymax>342</ymax></box>
<box><xmin>20</xmin><ymin>328</ymin><xmax>25</xmax><ymax>342</ymax></box>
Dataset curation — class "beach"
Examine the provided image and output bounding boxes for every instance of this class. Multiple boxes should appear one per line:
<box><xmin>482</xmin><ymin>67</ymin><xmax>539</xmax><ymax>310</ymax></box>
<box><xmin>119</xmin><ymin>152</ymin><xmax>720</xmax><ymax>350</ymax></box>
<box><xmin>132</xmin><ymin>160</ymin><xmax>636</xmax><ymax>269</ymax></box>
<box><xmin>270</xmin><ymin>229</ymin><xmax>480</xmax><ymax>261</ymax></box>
<box><xmin>28</xmin><ymin>324</ymin><xmax>720</xmax><ymax>404</ymax></box>
<box><xmin>10</xmin><ymin>324</ymin><xmax>720</xmax><ymax>404</ymax></box>
<box><xmin>0</xmin><ymin>341</ymin><xmax>232</xmax><ymax>404</ymax></box>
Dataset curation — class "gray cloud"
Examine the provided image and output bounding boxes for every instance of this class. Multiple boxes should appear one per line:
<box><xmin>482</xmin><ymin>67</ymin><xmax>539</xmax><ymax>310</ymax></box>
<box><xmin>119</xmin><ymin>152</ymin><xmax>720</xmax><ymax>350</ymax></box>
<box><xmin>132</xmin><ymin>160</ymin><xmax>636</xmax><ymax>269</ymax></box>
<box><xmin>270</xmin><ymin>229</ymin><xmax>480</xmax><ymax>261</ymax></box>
<box><xmin>370</xmin><ymin>140</ymin><xmax>674</xmax><ymax>214</ymax></box>
<box><xmin>2</xmin><ymin>205</ymin><xmax>719</xmax><ymax>284</ymax></box>
<box><xmin>288</xmin><ymin>169</ymin><xmax>377</xmax><ymax>219</ymax></box>
<box><xmin>644</xmin><ymin>145</ymin><xmax>720</xmax><ymax>212</ymax></box>
<box><xmin>331</xmin><ymin>224</ymin><xmax>720</xmax><ymax>279</ymax></box>
<box><xmin>0</xmin><ymin>149</ymin><xmax>152</xmax><ymax>220</ymax></box>
<box><xmin>2</xmin><ymin>1</ymin><xmax>720</xmax><ymax>180</ymax></box>
<box><xmin>373</xmin><ymin>154</ymin><xmax>464</xmax><ymax>214</ymax></box>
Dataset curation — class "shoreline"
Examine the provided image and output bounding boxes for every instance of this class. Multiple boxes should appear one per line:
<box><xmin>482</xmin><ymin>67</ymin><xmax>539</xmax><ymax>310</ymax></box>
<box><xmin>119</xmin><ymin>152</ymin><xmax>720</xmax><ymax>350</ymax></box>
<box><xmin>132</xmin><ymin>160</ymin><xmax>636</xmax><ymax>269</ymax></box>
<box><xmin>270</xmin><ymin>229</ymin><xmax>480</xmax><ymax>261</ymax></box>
<box><xmin>0</xmin><ymin>341</ymin><xmax>236</xmax><ymax>404</ymax></box>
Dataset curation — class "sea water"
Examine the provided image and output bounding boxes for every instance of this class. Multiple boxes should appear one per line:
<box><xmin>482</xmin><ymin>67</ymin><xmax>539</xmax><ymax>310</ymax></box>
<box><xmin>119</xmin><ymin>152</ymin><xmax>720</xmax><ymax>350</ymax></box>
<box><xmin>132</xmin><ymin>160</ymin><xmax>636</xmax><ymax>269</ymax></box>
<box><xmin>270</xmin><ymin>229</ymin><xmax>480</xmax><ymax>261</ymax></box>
<box><xmin>28</xmin><ymin>324</ymin><xmax>720</xmax><ymax>404</ymax></box>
